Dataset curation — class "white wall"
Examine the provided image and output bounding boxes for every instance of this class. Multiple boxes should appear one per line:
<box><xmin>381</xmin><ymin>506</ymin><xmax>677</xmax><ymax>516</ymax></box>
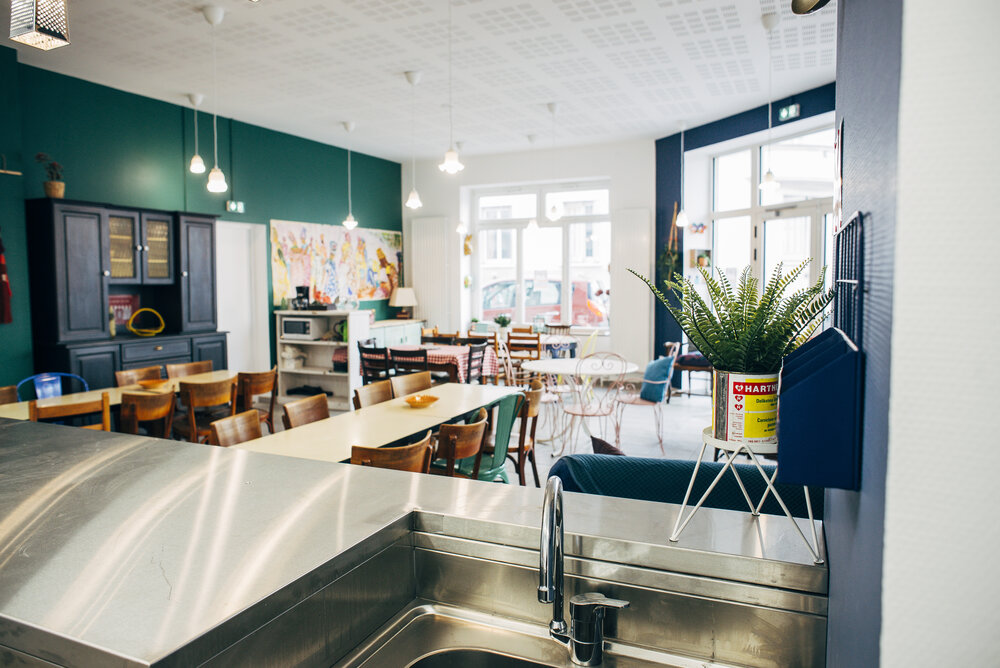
<box><xmin>881</xmin><ymin>2</ymin><xmax>1000</xmax><ymax>665</ymax></box>
<box><xmin>403</xmin><ymin>139</ymin><xmax>656</xmax><ymax>365</ymax></box>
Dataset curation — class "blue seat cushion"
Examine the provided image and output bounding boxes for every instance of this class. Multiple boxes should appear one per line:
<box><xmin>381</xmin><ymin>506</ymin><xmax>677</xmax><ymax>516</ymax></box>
<box><xmin>676</xmin><ymin>352</ymin><xmax>711</xmax><ymax>368</ymax></box>
<box><xmin>639</xmin><ymin>356</ymin><xmax>675</xmax><ymax>402</ymax></box>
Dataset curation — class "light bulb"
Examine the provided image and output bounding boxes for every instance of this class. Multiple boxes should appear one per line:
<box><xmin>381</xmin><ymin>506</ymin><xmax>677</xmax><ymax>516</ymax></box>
<box><xmin>342</xmin><ymin>213</ymin><xmax>358</xmax><ymax>230</ymax></box>
<box><xmin>405</xmin><ymin>188</ymin><xmax>423</xmax><ymax>210</ymax></box>
<box><xmin>189</xmin><ymin>154</ymin><xmax>206</xmax><ymax>174</ymax></box>
<box><xmin>675</xmin><ymin>209</ymin><xmax>690</xmax><ymax>228</ymax></box>
<box><xmin>759</xmin><ymin>169</ymin><xmax>781</xmax><ymax>192</ymax></box>
<box><xmin>439</xmin><ymin>147</ymin><xmax>464</xmax><ymax>174</ymax></box>
<box><xmin>456</xmin><ymin>222</ymin><xmax>468</xmax><ymax>235</ymax></box>
<box><xmin>545</xmin><ymin>203</ymin><xmax>563</xmax><ymax>222</ymax></box>
<box><xmin>206</xmin><ymin>166</ymin><xmax>228</xmax><ymax>193</ymax></box>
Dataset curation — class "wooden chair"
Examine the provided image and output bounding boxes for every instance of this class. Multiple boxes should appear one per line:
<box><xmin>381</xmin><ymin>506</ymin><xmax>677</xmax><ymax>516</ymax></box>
<box><xmin>465</xmin><ymin>341</ymin><xmax>488</xmax><ymax>384</ymax></box>
<box><xmin>173</xmin><ymin>378</ymin><xmax>237</xmax><ymax>443</ymax></box>
<box><xmin>282</xmin><ymin>393</ymin><xmax>330</xmax><ymax>429</ymax></box>
<box><xmin>390</xmin><ymin>371</ymin><xmax>432</xmax><ymax>397</ymax></box>
<box><xmin>468</xmin><ymin>331</ymin><xmax>503</xmax><ymax>384</ymax></box>
<box><xmin>351</xmin><ymin>431</ymin><xmax>433</xmax><ymax>473</ymax></box>
<box><xmin>359</xmin><ymin>342</ymin><xmax>392</xmax><ymax>384</ymax></box>
<box><xmin>236</xmin><ymin>367</ymin><xmax>277</xmax><ymax>434</ymax></box>
<box><xmin>119</xmin><ymin>391</ymin><xmax>176</xmax><ymax>439</ymax></box>
<box><xmin>507</xmin><ymin>388</ymin><xmax>543</xmax><ymax>486</ymax></box>
<box><xmin>421</xmin><ymin>334</ymin><xmax>457</xmax><ymax>345</ymax></box>
<box><xmin>546</xmin><ymin>324</ymin><xmax>572</xmax><ymax>335</ymax></box>
<box><xmin>353</xmin><ymin>379</ymin><xmax>393</xmax><ymax>409</ymax></box>
<box><xmin>421</xmin><ymin>327</ymin><xmax>438</xmax><ymax>337</ymax></box>
<box><xmin>511</xmin><ymin>326</ymin><xmax>533</xmax><ymax>333</ymax></box>
<box><xmin>436</xmin><ymin>330</ymin><xmax>459</xmax><ymax>339</ymax></box>
<box><xmin>431</xmin><ymin>409</ymin><xmax>489</xmax><ymax>478</ymax></box>
<box><xmin>166</xmin><ymin>360</ymin><xmax>213</xmax><ymax>379</ymax></box>
<box><xmin>209</xmin><ymin>409</ymin><xmax>263</xmax><ymax>447</ymax></box>
<box><xmin>0</xmin><ymin>385</ymin><xmax>16</xmax><ymax>404</ymax></box>
<box><xmin>390</xmin><ymin>348</ymin><xmax>429</xmax><ymax>374</ymax></box>
<box><xmin>115</xmin><ymin>365</ymin><xmax>162</xmax><ymax>387</ymax></box>
<box><xmin>29</xmin><ymin>392</ymin><xmax>111</xmax><ymax>431</ymax></box>
<box><xmin>507</xmin><ymin>330</ymin><xmax>542</xmax><ymax>365</ymax></box>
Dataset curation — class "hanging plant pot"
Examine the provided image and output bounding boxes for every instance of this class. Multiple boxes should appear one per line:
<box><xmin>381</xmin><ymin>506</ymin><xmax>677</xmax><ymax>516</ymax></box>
<box><xmin>43</xmin><ymin>181</ymin><xmax>65</xmax><ymax>199</ymax></box>
<box><xmin>712</xmin><ymin>370</ymin><xmax>779</xmax><ymax>445</ymax></box>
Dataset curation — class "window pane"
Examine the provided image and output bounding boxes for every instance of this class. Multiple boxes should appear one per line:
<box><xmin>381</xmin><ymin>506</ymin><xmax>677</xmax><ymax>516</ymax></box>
<box><xmin>480</xmin><ymin>229</ymin><xmax>516</xmax><ymax>323</ymax></box>
<box><xmin>478</xmin><ymin>193</ymin><xmax>536</xmax><ymax>220</ymax></box>
<box><xmin>523</xmin><ymin>226</ymin><xmax>563</xmax><ymax>325</ymax></box>
<box><xmin>714</xmin><ymin>150</ymin><xmax>751</xmax><ymax>211</ymax></box>
<box><xmin>569</xmin><ymin>222</ymin><xmax>611</xmax><ymax>329</ymax></box>
<box><xmin>760</xmin><ymin>128</ymin><xmax>835</xmax><ymax>205</ymax></box>
<box><xmin>545</xmin><ymin>189</ymin><xmax>609</xmax><ymax>218</ymax></box>
<box><xmin>764</xmin><ymin>216</ymin><xmax>811</xmax><ymax>293</ymax></box>
<box><xmin>714</xmin><ymin>216</ymin><xmax>752</xmax><ymax>284</ymax></box>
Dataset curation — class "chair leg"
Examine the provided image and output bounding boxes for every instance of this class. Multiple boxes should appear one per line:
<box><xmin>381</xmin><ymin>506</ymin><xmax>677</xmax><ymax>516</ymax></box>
<box><xmin>528</xmin><ymin>449</ymin><xmax>540</xmax><ymax>487</ymax></box>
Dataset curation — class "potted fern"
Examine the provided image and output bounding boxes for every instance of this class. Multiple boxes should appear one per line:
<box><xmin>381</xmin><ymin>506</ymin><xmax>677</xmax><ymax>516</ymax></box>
<box><xmin>630</xmin><ymin>260</ymin><xmax>833</xmax><ymax>445</ymax></box>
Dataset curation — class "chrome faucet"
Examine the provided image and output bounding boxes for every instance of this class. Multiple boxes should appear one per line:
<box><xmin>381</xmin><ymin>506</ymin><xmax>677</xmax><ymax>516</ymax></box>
<box><xmin>539</xmin><ymin>476</ymin><xmax>630</xmax><ymax>667</ymax></box>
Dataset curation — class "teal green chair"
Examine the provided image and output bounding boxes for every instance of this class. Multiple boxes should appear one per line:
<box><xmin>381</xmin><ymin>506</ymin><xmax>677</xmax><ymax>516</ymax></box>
<box><xmin>457</xmin><ymin>392</ymin><xmax>524</xmax><ymax>483</ymax></box>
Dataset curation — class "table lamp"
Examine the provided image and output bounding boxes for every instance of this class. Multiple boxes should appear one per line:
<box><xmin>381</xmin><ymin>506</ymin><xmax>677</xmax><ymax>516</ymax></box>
<box><xmin>389</xmin><ymin>287</ymin><xmax>417</xmax><ymax>319</ymax></box>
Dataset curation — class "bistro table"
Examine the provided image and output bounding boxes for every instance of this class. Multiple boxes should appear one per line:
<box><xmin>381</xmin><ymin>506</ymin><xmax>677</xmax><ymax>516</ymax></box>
<box><xmin>0</xmin><ymin>370</ymin><xmax>236</xmax><ymax>421</ymax></box>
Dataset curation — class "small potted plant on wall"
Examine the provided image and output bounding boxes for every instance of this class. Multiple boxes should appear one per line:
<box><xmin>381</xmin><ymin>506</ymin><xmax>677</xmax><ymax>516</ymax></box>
<box><xmin>35</xmin><ymin>153</ymin><xmax>64</xmax><ymax>198</ymax></box>
<box><xmin>630</xmin><ymin>260</ymin><xmax>834</xmax><ymax>446</ymax></box>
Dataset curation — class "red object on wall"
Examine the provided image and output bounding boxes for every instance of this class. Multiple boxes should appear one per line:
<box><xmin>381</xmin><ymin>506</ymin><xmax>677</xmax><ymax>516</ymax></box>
<box><xmin>0</xmin><ymin>234</ymin><xmax>11</xmax><ymax>324</ymax></box>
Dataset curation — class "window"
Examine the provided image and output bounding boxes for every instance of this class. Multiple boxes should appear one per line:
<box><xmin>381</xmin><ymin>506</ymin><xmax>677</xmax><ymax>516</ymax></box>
<box><xmin>473</xmin><ymin>184</ymin><xmax>611</xmax><ymax>330</ymax></box>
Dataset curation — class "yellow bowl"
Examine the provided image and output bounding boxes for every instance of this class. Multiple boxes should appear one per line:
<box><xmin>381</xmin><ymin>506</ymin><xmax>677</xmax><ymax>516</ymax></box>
<box><xmin>404</xmin><ymin>394</ymin><xmax>439</xmax><ymax>408</ymax></box>
<box><xmin>137</xmin><ymin>379</ymin><xmax>170</xmax><ymax>390</ymax></box>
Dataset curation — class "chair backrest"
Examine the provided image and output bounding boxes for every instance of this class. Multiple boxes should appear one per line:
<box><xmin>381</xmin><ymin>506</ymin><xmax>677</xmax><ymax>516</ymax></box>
<box><xmin>511</xmin><ymin>326</ymin><xmax>533</xmax><ymax>333</ymax></box>
<box><xmin>476</xmin><ymin>393</ymin><xmax>524</xmax><ymax>475</ymax></box>
<box><xmin>120</xmin><ymin>391</ymin><xmax>176</xmax><ymax>438</ymax></box>
<box><xmin>29</xmin><ymin>391</ymin><xmax>111</xmax><ymax>431</ymax></box>
<box><xmin>421</xmin><ymin>335</ymin><xmax>456</xmax><ymax>345</ymax></box>
<box><xmin>421</xmin><ymin>327</ymin><xmax>438</xmax><ymax>337</ymax></box>
<box><xmin>507</xmin><ymin>331</ymin><xmax>541</xmax><ymax>360</ymax></box>
<box><xmin>359</xmin><ymin>342</ymin><xmax>392</xmax><ymax>384</ymax></box>
<box><xmin>466</xmin><ymin>341</ymin><xmax>488</xmax><ymax>384</ymax></box>
<box><xmin>209</xmin><ymin>409</ymin><xmax>263</xmax><ymax>447</ymax></box>
<box><xmin>663</xmin><ymin>341</ymin><xmax>681</xmax><ymax>358</ymax></box>
<box><xmin>437</xmin><ymin>409</ymin><xmax>489</xmax><ymax>477</ymax></box>
<box><xmin>237</xmin><ymin>367</ymin><xmax>277</xmax><ymax>421</ymax></box>
<box><xmin>115</xmin><ymin>365</ymin><xmax>162</xmax><ymax>387</ymax></box>
<box><xmin>282</xmin><ymin>393</ymin><xmax>330</xmax><ymax>429</ymax></box>
<box><xmin>466</xmin><ymin>330</ymin><xmax>500</xmax><ymax>354</ymax></box>
<box><xmin>0</xmin><ymin>385</ymin><xmax>17</xmax><ymax>404</ymax></box>
<box><xmin>390</xmin><ymin>348</ymin><xmax>429</xmax><ymax>374</ymax></box>
<box><xmin>436</xmin><ymin>330</ymin><xmax>459</xmax><ymax>339</ymax></box>
<box><xmin>351</xmin><ymin>431</ymin><xmax>432</xmax><ymax>473</ymax></box>
<box><xmin>353</xmin><ymin>379</ymin><xmax>393</xmax><ymax>410</ymax></box>
<box><xmin>568</xmin><ymin>352</ymin><xmax>627</xmax><ymax>414</ymax></box>
<box><xmin>546</xmin><ymin>324</ymin><xmax>572</xmax><ymax>336</ymax></box>
<box><xmin>515</xmin><ymin>389</ymin><xmax>543</xmax><ymax>457</ymax></box>
<box><xmin>167</xmin><ymin>360</ymin><xmax>213</xmax><ymax>379</ymax></box>
<box><xmin>390</xmin><ymin>371</ymin><xmax>432</xmax><ymax>397</ymax></box>
<box><xmin>17</xmin><ymin>372</ymin><xmax>89</xmax><ymax>400</ymax></box>
<box><xmin>179</xmin><ymin>378</ymin><xmax>236</xmax><ymax>410</ymax></box>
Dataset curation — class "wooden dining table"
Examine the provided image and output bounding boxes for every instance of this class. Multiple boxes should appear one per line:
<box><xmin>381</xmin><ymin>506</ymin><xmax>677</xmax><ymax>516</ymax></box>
<box><xmin>0</xmin><ymin>370</ymin><xmax>236</xmax><ymax>421</ymax></box>
<box><xmin>236</xmin><ymin>383</ymin><xmax>519</xmax><ymax>464</ymax></box>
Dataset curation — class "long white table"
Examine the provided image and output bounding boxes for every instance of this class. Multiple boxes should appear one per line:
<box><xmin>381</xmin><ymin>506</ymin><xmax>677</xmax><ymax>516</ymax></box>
<box><xmin>237</xmin><ymin>383</ymin><xmax>519</xmax><ymax>464</ymax></box>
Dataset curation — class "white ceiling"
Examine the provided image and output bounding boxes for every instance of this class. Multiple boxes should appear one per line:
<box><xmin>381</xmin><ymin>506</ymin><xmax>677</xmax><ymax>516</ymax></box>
<box><xmin>4</xmin><ymin>0</ymin><xmax>837</xmax><ymax>163</ymax></box>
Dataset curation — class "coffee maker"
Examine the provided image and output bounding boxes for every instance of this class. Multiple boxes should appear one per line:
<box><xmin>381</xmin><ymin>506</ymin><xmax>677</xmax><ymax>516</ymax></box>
<box><xmin>292</xmin><ymin>286</ymin><xmax>310</xmax><ymax>310</ymax></box>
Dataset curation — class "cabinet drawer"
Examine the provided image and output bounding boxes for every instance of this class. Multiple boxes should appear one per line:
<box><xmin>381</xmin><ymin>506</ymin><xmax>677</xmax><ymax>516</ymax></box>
<box><xmin>122</xmin><ymin>339</ymin><xmax>191</xmax><ymax>362</ymax></box>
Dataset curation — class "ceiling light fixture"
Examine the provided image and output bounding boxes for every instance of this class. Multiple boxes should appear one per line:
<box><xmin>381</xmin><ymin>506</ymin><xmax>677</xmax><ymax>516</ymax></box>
<box><xmin>404</xmin><ymin>70</ymin><xmax>423</xmax><ymax>210</ymax></box>
<box><xmin>790</xmin><ymin>0</ymin><xmax>831</xmax><ymax>15</ymax></box>
<box><xmin>187</xmin><ymin>93</ymin><xmax>206</xmax><ymax>174</ymax></box>
<box><xmin>203</xmin><ymin>5</ymin><xmax>228</xmax><ymax>194</ymax></box>
<box><xmin>545</xmin><ymin>102</ymin><xmax>562</xmax><ymax>222</ymax></box>
<box><xmin>438</xmin><ymin>0</ymin><xmax>464</xmax><ymax>175</ymax></box>
<box><xmin>9</xmin><ymin>0</ymin><xmax>69</xmax><ymax>51</ymax></box>
<box><xmin>759</xmin><ymin>12</ymin><xmax>781</xmax><ymax>194</ymax></box>
<box><xmin>342</xmin><ymin>121</ymin><xmax>358</xmax><ymax>230</ymax></box>
<box><xmin>675</xmin><ymin>125</ymin><xmax>689</xmax><ymax>228</ymax></box>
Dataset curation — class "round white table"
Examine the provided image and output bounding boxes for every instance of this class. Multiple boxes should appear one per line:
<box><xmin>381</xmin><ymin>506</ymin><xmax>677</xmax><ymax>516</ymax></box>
<box><xmin>522</xmin><ymin>358</ymin><xmax>638</xmax><ymax>377</ymax></box>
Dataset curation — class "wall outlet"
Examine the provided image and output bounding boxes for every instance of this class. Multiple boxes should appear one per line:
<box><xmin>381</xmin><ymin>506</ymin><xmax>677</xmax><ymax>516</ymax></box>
<box><xmin>226</xmin><ymin>200</ymin><xmax>245</xmax><ymax>213</ymax></box>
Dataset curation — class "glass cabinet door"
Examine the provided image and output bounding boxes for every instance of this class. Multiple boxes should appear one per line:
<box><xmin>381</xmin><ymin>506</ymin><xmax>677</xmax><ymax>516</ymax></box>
<box><xmin>141</xmin><ymin>213</ymin><xmax>173</xmax><ymax>284</ymax></box>
<box><xmin>108</xmin><ymin>211</ymin><xmax>140</xmax><ymax>283</ymax></box>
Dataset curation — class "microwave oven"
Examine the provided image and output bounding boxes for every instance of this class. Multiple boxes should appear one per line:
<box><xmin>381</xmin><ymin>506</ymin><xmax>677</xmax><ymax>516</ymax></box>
<box><xmin>282</xmin><ymin>316</ymin><xmax>327</xmax><ymax>340</ymax></box>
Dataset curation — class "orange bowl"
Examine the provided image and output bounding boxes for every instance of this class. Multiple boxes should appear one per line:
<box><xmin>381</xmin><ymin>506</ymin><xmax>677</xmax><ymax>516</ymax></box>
<box><xmin>404</xmin><ymin>394</ymin><xmax>439</xmax><ymax>408</ymax></box>
<box><xmin>137</xmin><ymin>379</ymin><xmax>170</xmax><ymax>390</ymax></box>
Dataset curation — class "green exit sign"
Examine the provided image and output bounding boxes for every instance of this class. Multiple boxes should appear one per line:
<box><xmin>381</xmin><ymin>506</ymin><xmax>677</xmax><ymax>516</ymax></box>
<box><xmin>778</xmin><ymin>103</ymin><xmax>801</xmax><ymax>122</ymax></box>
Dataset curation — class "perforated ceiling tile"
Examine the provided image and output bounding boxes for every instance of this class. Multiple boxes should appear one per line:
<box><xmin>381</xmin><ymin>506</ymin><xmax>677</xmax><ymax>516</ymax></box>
<box><xmin>342</xmin><ymin>0</ymin><xmax>434</xmax><ymax>22</ymax></box>
<box><xmin>538</xmin><ymin>57</ymin><xmax>602</xmax><ymax>80</ymax></box>
<box><xmin>507</xmin><ymin>34</ymin><xmax>579</xmax><ymax>59</ymax></box>
<box><xmin>554</xmin><ymin>0</ymin><xmax>637</xmax><ymax>23</ymax></box>
<box><xmin>582</xmin><ymin>21</ymin><xmax>656</xmax><ymax>49</ymax></box>
<box><xmin>604</xmin><ymin>46</ymin><xmax>672</xmax><ymax>69</ymax></box>
<box><xmin>468</xmin><ymin>4</ymin><xmax>550</xmax><ymax>35</ymax></box>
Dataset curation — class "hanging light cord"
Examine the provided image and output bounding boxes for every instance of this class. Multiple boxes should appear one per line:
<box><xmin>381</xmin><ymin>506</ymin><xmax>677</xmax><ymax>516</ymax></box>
<box><xmin>212</xmin><ymin>24</ymin><xmax>219</xmax><ymax>169</ymax></box>
<box><xmin>411</xmin><ymin>82</ymin><xmax>417</xmax><ymax>189</ymax></box>
<box><xmin>347</xmin><ymin>150</ymin><xmax>353</xmax><ymax>215</ymax></box>
<box><xmin>447</xmin><ymin>0</ymin><xmax>454</xmax><ymax>147</ymax></box>
<box><xmin>766</xmin><ymin>21</ymin><xmax>773</xmax><ymax>162</ymax></box>
<box><xmin>679</xmin><ymin>129</ymin><xmax>685</xmax><ymax>208</ymax></box>
<box><xmin>193</xmin><ymin>105</ymin><xmax>199</xmax><ymax>155</ymax></box>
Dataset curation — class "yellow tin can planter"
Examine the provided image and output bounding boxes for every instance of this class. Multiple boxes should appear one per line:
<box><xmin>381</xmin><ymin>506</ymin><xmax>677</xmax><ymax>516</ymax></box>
<box><xmin>127</xmin><ymin>308</ymin><xmax>165</xmax><ymax>337</ymax></box>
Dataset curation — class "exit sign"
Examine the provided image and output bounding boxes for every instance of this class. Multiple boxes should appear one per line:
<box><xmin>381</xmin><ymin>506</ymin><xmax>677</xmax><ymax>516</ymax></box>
<box><xmin>778</xmin><ymin>103</ymin><xmax>801</xmax><ymax>122</ymax></box>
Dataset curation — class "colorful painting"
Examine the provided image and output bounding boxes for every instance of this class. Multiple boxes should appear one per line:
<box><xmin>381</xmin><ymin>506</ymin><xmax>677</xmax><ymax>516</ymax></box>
<box><xmin>270</xmin><ymin>219</ymin><xmax>402</xmax><ymax>307</ymax></box>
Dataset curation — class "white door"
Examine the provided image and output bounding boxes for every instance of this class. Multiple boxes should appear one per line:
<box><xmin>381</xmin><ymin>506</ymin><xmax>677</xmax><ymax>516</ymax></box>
<box><xmin>216</xmin><ymin>221</ymin><xmax>270</xmax><ymax>371</ymax></box>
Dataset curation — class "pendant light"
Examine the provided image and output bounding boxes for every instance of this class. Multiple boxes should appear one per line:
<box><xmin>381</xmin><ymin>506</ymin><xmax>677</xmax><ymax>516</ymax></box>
<box><xmin>187</xmin><ymin>93</ymin><xmax>206</xmax><ymax>174</ymax></box>
<box><xmin>675</xmin><ymin>125</ymin><xmax>689</xmax><ymax>228</ymax></box>
<box><xmin>9</xmin><ymin>0</ymin><xmax>69</xmax><ymax>51</ymax></box>
<box><xmin>438</xmin><ymin>0</ymin><xmax>464</xmax><ymax>174</ymax></box>
<box><xmin>342</xmin><ymin>121</ymin><xmax>358</xmax><ymax>230</ymax></box>
<box><xmin>404</xmin><ymin>71</ymin><xmax>423</xmax><ymax>210</ymax></box>
<box><xmin>759</xmin><ymin>12</ymin><xmax>781</xmax><ymax>194</ymax></box>
<box><xmin>545</xmin><ymin>102</ymin><xmax>563</xmax><ymax>222</ymax></box>
<box><xmin>204</xmin><ymin>5</ymin><xmax>228</xmax><ymax>194</ymax></box>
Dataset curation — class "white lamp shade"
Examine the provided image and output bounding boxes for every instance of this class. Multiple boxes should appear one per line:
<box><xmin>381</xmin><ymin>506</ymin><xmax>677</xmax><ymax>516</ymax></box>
<box><xmin>759</xmin><ymin>169</ymin><xmax>781</xmax><ymax>192</ymax></box>
<box><xmin>206</xmin><ymin>166</ymin><xmax>228</xmax><ymax>193</ymax></box>
<box><xmin>405</xmin><ymin>188</ymin><xmax>423</xmax><ymax>209</ymax></box>
<box><xmin>342</xmin><ymin>212</ymin><xmax>358</xmax><ymax>230</ymax></box>
<box><xmin>545</xmin><ymin>203</ymin><xmax>563</xmax><ymax>222</ymax></box>
<box><xmin>438</xmin><ymin>147</ymin><xmax>464</xmax><ymax>174</ymax></box>
<box><xmin>389</xmin><ymin>287</ymin><xmax>418</xmax><ymax>308</ymax></box>
<box><xmin>675</xmin><ymin>209</ymin><xmax>690</xmax><ymax>228</ymax></box>
<box><xmin>189</xmin><ymin>154</ymin><xmax>206</xmax><ymax>174</ymax></box>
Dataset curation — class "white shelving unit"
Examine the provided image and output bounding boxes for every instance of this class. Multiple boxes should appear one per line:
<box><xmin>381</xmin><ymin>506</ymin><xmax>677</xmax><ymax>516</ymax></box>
<box><xmin>275</xmin><ymin>309</ymin><xmax>370</xmax><ymax>412</ymax></box>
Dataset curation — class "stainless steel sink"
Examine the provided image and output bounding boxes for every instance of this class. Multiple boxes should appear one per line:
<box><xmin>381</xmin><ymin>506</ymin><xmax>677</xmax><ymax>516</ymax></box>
<box><xmin>335</xmin><ymin>601</ymin><xmax>735</xmax><ymax>668</ymax></box>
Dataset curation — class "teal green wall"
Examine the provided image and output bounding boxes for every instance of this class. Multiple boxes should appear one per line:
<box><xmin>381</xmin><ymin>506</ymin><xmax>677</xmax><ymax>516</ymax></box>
<box><xmin>0</xmin><ymin>48</ymin><xmax>402</xmax><ymax>385</ymax></box>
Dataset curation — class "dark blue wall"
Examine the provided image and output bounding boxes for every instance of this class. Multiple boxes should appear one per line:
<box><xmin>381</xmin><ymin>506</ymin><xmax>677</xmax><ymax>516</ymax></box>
<box><xmin>824</xmin><ymin>1</ymin><xmax>902</xmax><ymax>666</ymax></box>
<box><xmin>653</xmin><ymin>83</ymin><xmax>836</xmax><ymax>360</ymax></box>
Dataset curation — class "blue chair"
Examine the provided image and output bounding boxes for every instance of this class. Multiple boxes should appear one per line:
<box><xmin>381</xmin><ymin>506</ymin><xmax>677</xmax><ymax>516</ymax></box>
<box><xmin>457</xmin><ymin>392</ymin><xmax>524</xmax><ymax>483</ymax></box>
<box><xmin>16</xmin><ymin>373</ymin><xmax>89</xmax><ymax>401</ymax></box>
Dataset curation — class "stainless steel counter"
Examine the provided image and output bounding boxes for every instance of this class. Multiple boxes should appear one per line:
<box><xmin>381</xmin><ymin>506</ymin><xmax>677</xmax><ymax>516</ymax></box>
<box><xmin>0</xmin><ymin>418</ymin><xmax>826</xmax><ymax>666</ymax></box>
